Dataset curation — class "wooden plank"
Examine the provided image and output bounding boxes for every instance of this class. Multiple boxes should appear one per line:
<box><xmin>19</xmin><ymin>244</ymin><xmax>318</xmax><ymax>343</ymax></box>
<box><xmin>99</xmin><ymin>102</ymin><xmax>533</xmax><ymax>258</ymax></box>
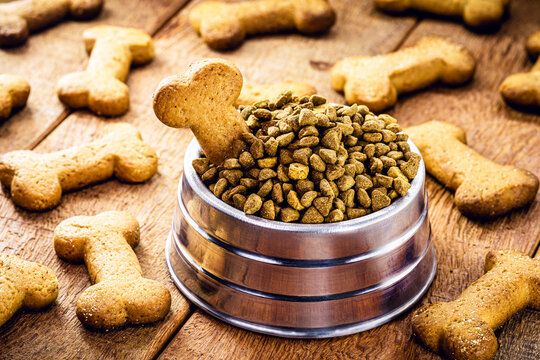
<box><xmin>0</xmin><ymin>0</ymin><xmax>190</xmax><ymax>152</ymax></box>
<box><xmin>0</xmin><ymin>0</ymin><xmax>415</xmax><ymax>358</ymax></box>
<box><xmin>158</xmin><ymin>1</ymin><xmax>540</xmax><ymax>360</ymax></box>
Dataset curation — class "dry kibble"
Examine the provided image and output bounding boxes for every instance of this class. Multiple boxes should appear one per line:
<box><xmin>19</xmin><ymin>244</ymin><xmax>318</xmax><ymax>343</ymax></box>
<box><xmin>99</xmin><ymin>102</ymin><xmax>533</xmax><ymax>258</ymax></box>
<box><xmin>192</xmin><ymin>158</ymin><xmax>210</xmax><ymax>175</ymax></box>
<box><xmin>326</xmin><ymin>209</ymin><xmax>344</xmax><ymax>223</ymax></box>
<box><xmin>313</xmin><ymin>196</ymin><xmax>333</xmax><ymax>216</ymax></box>
<box><xmin>258</xmin><ymin>179</ymin><xmax>274</xmax><ymax>197</ymax></box>
<box><xmin>280</xmin><ymin>207</ymin><xmax>300</xmax><ymax>222</ymax></box>
<box><xmin>300</xmin><ymin>191</ymin><xmax>318</xmax><ymax>208</ymax></box>
<box><xmin>310</xmin><ymin>154</ymin><xmax>326</xmax><ymax>172</ymax></box>
<box><xmin>244</xmin><ymin>194</ymin><xmax>263</xmax><ymax>214</ymax></box>
<box><xmin>287</xmin><ymin>190</ymin><xmax>305</xmax><ymax>211</ymax></box>
<box><xmin>289</xmin><ymin>163</ymin><xmax>310</xmax><ymax>180</ymax></box>
<box><xmin>214</xmin><ymin>178</ymin><xmax>228</xmax><ymax>197</ymax></box>
<box><xmin>258</xmin><ymin>157</ymin><xmax>278</xmax><ymax>168</ymax></box>
<box><xmin>372</xmin><ymin>189</ymin><xmax>391</xmax><ymax>211</ymax></box>
<box><xmin>233</xmin><ymin>194</ymin><xmax>247</xmax><ymax>210</ymax></box>
<box><xmin>259</xmin><ymin>168</ymin><xmax>277</xmax><ymax>181</ymax></box>
<box><xmin>337</xmin><ymin>175</ymin><xmax>355</xmax><ymax>191</ymax></box>
<box><xmin>194</xmin><ymin>96</ymin><xmax>418</xmax><ymax>222</ymax></box>
<box><xmin>261</xmin><ymin>200</ymin><xmax>276</xmax><ymax>220</ymax></box>
<box><xmin>393</xmin><ymin>178</ymin><xmax>411</xmax><ymax>196</ymax></box>
<box><xmin>293</xmin><ymin>148</ymin><xmax>313</xmax><ymax>165</ymax></box>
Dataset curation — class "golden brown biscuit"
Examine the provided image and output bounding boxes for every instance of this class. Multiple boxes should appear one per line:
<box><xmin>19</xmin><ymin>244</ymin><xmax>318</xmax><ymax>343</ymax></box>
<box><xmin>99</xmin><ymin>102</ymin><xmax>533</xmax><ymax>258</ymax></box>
<box><xmin>0</xmin><ymin>254</ymin><xmax>58</xmax><ymax>327</ymax></box>
<box><xmin>235</xmin><ymin>81</ymin><xmax>317</xmax><ymax>107</ymax></box>
<box><xmin>54</xmin><ymin>211</ymin><xmax>171</xmax><ymax>330</ymax></box>
<box><xmin>189</xmin><ymin>0</ymin><xmax>336</xmax><ymax>50</ymax></box>
<box><xmin>0</xmin><ymin>73</ymin><xmax>30</xmax><ymax>120</ymax></box>
<box><xmin>0</xmin><ymin>122</ymin><xmax>158</xmax><ymax>211</ymax></box>
<box><xmin>375</xmin><ymin>0</ymin><xmax>509</xmax><ymax>28</ymax></box>
<box><xmin>0</xmin><ymin>0</ymin><xmax>103</xmax><ymax>47</ymax></box>
<box><xmin>500</xmin><ymin>31</ymin><xmax>540</xmax><ymax>108</ymax></box>
<box><xmin>412</xmin><ymin>250</ymin><xmax>540</xmax><ymax>360</ymax></box>
<box><xmin>406</xmin><ymin>121</ymin><xmax>538</xmax><ymax>218</ymax></box>
<box><xmin>153</xmin><ymin>58</ymin><xmax>249</xmax><ymax>165</ymax></box>
<box><xmin>331</xmin><ymin>37</ymin><xmax>475</xmax><ymax>111</ymax></box>
<box><xmin>56</xmin><ymin>25</ymin><xmax>154</xmax><ymax>116</ymax></box>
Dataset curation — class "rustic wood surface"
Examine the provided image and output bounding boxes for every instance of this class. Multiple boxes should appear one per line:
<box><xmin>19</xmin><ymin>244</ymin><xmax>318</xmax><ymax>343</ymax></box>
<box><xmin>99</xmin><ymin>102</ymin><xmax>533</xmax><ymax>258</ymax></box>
<box><xmin>0</xmin><ymin>0</ymin><xmax>539</xmax><ymax>359</ymax></box>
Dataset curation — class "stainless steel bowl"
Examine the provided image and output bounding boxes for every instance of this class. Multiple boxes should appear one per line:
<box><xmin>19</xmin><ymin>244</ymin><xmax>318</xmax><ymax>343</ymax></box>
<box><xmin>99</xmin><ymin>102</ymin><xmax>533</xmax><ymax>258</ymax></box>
<box><xmin>165</xmin><ymin>138</ymin><xmax>436</xmax><ymax>338</ymax></box>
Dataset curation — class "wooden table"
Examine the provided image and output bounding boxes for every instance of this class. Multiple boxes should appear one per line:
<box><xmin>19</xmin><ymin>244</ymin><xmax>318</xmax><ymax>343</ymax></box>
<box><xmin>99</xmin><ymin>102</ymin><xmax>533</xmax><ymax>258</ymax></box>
<box><xmin>1</xmin><ymin>1</ymin><xmax>539</xmax><ymax>359</ymax></box>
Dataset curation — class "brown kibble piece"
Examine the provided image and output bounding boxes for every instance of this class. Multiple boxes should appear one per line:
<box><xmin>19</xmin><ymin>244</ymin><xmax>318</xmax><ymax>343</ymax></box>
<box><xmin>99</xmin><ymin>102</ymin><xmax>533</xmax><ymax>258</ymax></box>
<box><xmin>300</xmin><ymin>191</ymin><xmax>318</xmax><ymax>208</ymax></box>
<box><xmin>407</xmin><ymin>121</ymin><xmax>538</xmax><ymax>217</ymax></box>
<box><xmin>356</xmin><ymin>188</ymin><xmax>371</xmax><ymax>208</ymax></box>
<box><xmin>412</xmin><ymin>250</ymin><xmax>540</xmax><ymax>360</ymax></box>
<box><xmin>154</xmin><ymin>59</ymin><xmax>249</xmax><ymax>165</ymax></box>
<box><xmin>301</xmin><ymin>206</ymin><xmax>324</xmax><ymax>223</ymax></box>
<box><xmin>288</xmin><ymin>162</ymin><xmax>309</xmax><ymax>180</ymax></box>
<box><xmin>213</xmin><ymin>178</ymin><xmax>228</xmax><ymax>198</ymax></box>
<box><xmin>272</xmin><ymin>183</ymin><xmax>284</xmax><ymax>204</ymax></box>
<box><xmin>313</xmin><ymin>196</ymin><xmax>333</xmax><ymax>216</ymax></box>
<box><xmin>0</xmin><ymin>0</ymin><xmax>103</xmax><ymax>47</ymax></box>
<box><xmin>309</xmin><ymin>153</ymin><xmax>326</xmax><ymax>172</ymax></box>
<box><xmin>244</xmin><ymin>193</ymin><xmax>263</xmax><ymax>214</ymax></box>
<box><xmin>293</xmin><ymin>148</ymin><xmax>313</xmax><ymax>166</ymax></box>
<box><xmin>223</xmin><ymin>158</ymin><xmax>242</xmax><ymax>169</ymax></box>
<box><xmin>374</xmin><ymin>173</ymin><xmax>393</xmax><ymax>188</ymax></box>
<box><xmin>0</xmin><ymin>254</ymin><xmax>58</xmax><ymax>327</ymax></box>
<box><xmin>189</xmin><ymin>0</ymin><xmax>336</xmax><ymax>50</ymax></box>
<box><xmin>258</xmin><ymin>168</ymin><xmax>277</xmax><ymax>181</ymax></box>
<box><xmin>287</xmin><ymin>190</ymin><xmax>305</xmax><ymax>211</ymax></box>
<box><xmin>331</xmin><ymin>37</ymin><xmax>475</xmax><ymax>111</ymax></box>
<box><xmin>54</xmin><ymin>211</ymin><xmax>171</xmax><ymax>330</ymax></box>
<box><xmin>0</xmin><ymin>123</ymin><xmax>158</xmax><ymax>211</ymax></box>
<box><xmin>372</xmin><ymin>189</ymin><xmax>391</xmax><ymax>211</ymax></box>
<box><xmin>58</xmin><ymin>25</ymin><xmax>154</xmax><ymax>117</ymax></box>
<box><xmin>337</xmin><ymin>175</ymin><xmax>355</xmax><ymax>191</ymax></box>
<box><xmin>233</xmin><ymin>194</ymin><xmax>247</xmax><ymax>210</ymax></box>
<box><xmin>192</xmin><ymin>158</ymin><xmax>210</xmax><ymax>175</ymax></box>
<box><xmin>257</xmin><ymin>179</ymin><xmax>274</xmax><ymax>197</ymax></box>
<box><xmin>326</xmin><ymin>209</ymin><xmax>344</xmax><ymax>223</ymax></box>
<box><xmin>326</xmin><ymin>164</ymin><xmax>345</xmax><ymax>181</ymax></box>
<box><xmin>355</xmin><ymin>174</ymin><xmax>373</xmax><ymax>190</ymax></box>
<box><xmin>280</xmin><ymin>207</ymin><xmax>300</xmax><ymax>222</ymax></box>
<box><xmin>260</xmin><ymin>200</ymin><xmax>276</xmax><ymax>220</ymax></box>
<box><xmin>258</xmin><ymin>157</ymin><xmax>278</xmax><ymax>168</ymax></box>
<box><xmin>239</xmin><ymin>151</ymin><xmax>256</xmax><ymax>168</ymax></box>
<box><xmin>321</xmin><ymin>129</ymin><xmax>341</xmax><ymax>150</ymax></box>
<box><xmin>393</xmin><ymin>178</ymin><xmax>411</xmax><ymax>196</ymax></box>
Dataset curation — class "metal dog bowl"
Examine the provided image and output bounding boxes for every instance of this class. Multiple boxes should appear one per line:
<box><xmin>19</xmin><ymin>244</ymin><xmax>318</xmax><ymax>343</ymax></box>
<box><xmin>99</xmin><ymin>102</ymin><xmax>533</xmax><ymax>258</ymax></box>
<box><xmin>165</xmin><ymin>138</ymin><xmax>436</xmax><ymax>338</ymax></box>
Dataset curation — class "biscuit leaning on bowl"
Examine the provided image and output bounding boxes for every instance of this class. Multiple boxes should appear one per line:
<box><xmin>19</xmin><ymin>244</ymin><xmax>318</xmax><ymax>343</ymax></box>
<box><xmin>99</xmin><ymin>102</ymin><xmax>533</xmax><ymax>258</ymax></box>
<box><xmin>0</xmin><ymin>73</ymin><xmax>30</xmax><ymax>120</ymax></box>
<box><xmin>0</xmin><ymin>254</ymin><xmax>59</xmax><ymax>327</ymax></box>
<box><xmin>500</xmin><ymin>31</ymin><xmax>540</xmax><ymax>109</ymax></box>
<box><xmin>236</xmin><ymin>81</ymin><xmax>316</xmax><ymax>107</ymax></box>
<box><xmin>412</xmin><ymin>250</ymin><xmax>540</xmax><ymax>360</ymax></box>
<box><xmin>54</xmin><ymin>211</ymin><xmax>171</xmax><ymax>330</ymax></box>
<box><xmin>0</xmin><ymin>0</ymin><xmax>104</xmax><ymax>47</ymax></box>
<box><xmin>153</xmin><ymin>58</ymin><xmax>250</xmax><ymax>165</ymax></box>
<box><xmin>331</xmin><ymin>36</ymin><xmax>475</xmax><ymax>111</ymax></box>
<box><xmin>374</xmin><ymin>0</ymin><xmax>509</xmax><ymax>28</ymax></box>
<box><xmin>406</xmin><ymin>120</ymin><xmax>538</xmax><ymax>218</ymax></box>
<box><xmin>0</xmin><ymin>123</ymin><xmax>158</xmax><ymax>211</ymax></box>
<box><xmin>189</xmin><ymin>0</ymin><xmax>336</xmax><ymax>50</ymax></box>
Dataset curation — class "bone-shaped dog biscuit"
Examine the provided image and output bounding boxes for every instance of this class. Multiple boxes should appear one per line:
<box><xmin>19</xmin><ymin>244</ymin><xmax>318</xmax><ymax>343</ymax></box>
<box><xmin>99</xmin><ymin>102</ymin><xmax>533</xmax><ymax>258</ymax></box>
<box><xmin>0</xmin><ymin>73</ymin><xmax>30</xmax><ymax>120</ymax></box>
<box><xmin>236</xmin><ymin>81</ymin><xmax>316</xmax><ymax>107</ymax></box>
<box><xmin>189</xmin><ymin>0</ymin><xmax>336</xmax><ymax>50</ymax></box>
<box><xmin>406</xmin><ymin>121</ymin><xmax>538</xmax><ymax>218</ymax></box>
<box><xmin>412</xmin><ymin>250</ymin><xmax>540</xmax><ymax>360</ymax></box>
<box><xmin>331</xmin><ymin>37</ymin><xmax>475</xmax><ymax>111</ymax></box>
<box><xmin>54</xmin><ymin>211</ymin><xmax>171</xmax><ymax>329</ymax></box>
<box><xmin>56</xmin><ymin>25</ymin><xmax>154</xmax><ymax>116</ymax></box>
<box><xmin>500</xmin><ymin>31</ymin><xmax>540</xmax><ymax>108</ymax></box>
<box><xmin>153</xmin><ymin>58</ymin><xmax>249</xmax><ymax>165</ymax></box>
<box><xmin>374</xmin><ymin>0</ymin><xmax>509</xmax><ymax>28</ymax></box>
<box><xmin>0</xmin><ymin>254</ymin><xmax>58</xmax><ymax>327</ymax></box>
<box><xmin>0</xmin><ymin>122</ymin><xmax>158</xmax><ymax>211</ymax></box>
<box><xmin>0</xmin><ymin>0</ymin><xmax>103</xmax><ymax>47</ymax></box>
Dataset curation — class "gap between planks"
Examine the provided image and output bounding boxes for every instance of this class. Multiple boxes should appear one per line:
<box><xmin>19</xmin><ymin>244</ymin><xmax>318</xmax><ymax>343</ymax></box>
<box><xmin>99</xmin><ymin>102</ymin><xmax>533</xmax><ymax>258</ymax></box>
<box><xmin>27</xmin><ymin>0</ymin><xmax>196</xmax><ymax>151</ymax></box>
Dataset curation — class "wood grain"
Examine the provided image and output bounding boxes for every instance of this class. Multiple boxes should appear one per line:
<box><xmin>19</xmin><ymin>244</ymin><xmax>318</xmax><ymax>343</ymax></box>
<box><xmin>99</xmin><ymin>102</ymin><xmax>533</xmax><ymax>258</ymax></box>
<box><xmin>0</xmin><ymin>0</ymin><xmax>189</xmax><ymax>152</ymax></box>
<box><xmin>158</xmin><ymin>1</ymin><xmax>540</xmax><ymax>360</ymax></box>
